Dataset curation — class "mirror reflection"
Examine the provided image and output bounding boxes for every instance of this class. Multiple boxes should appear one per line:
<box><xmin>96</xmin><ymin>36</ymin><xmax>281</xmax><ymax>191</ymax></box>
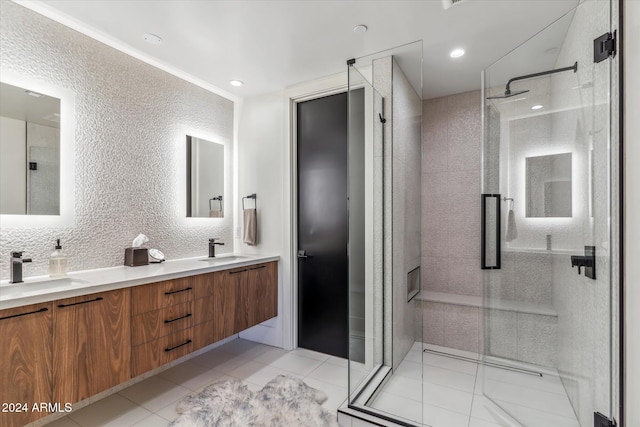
<box><xmin>0</xmin><ymin>82</ymin><xmax>61</xmax><ymax>215</ymax></box>
<box><xmin>526</xmin><ymin>152</ymin><xmax>572</xmax><ymax>217</ymax></box>
<box><xmin>186</xmin><ymin>135</ymin><xmax>224</xmax><ymax>218</ymax></box>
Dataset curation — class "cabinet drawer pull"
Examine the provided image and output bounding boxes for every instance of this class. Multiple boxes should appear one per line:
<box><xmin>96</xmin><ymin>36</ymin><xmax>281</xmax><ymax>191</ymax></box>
<box><xmin>164</xmin><ymin>339</ymin><xmax>192</xmax><ymax>352</ymax></box>
<box><xmin>229</xmin><ymin>269</ymin><xmax>247</xmax><ymax>275</ymax></box>
<box><xmin>164</xmin><ymin>313</ymin><xmax>192</xmax><ymax>324</ymax></box>
<box><xmin>58</xmin><ymin>297</ymin><xmax>103</xmax><ymax>308</ymax></box>
<box><xmin>164</xmin><ymin>287</ymin><xmax>192</xmax><ymax>295</ymax></box>
<box><xmin>0</xmin><ymin>307</ymin><xmax>48</xmax><ymax>321</ymax></box>
<box><xmin>249</xmin><ymin>265</ymin><xmax>266</xmax><ymax>270</ymax></box>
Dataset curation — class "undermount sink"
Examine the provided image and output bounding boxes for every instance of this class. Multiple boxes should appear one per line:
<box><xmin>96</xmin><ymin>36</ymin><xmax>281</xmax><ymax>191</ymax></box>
<box><xmin>0</xmin><ymin>277</ymin><xmax>90</xmax><ymax>297</ymax></box>
<box><xmin>199</xmin><ymin>255</ymin><xmax>251</xmax><ymax>263</ymax></box>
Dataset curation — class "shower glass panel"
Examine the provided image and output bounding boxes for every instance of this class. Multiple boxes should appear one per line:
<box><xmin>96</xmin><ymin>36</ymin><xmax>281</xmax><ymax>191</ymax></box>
<box><xmin>347</xmin><ymin>40</ymin><xmax>423</xmax><ymax>426</ymax></box>
<box><xmin>347</xmin><ymin>60</ymin><xmax>385</xmax><ymax>398</ymax></box>
<box><xmin>482</xmin><ymin>1</ymin><xmax>616</xmax><ymax>425</ymax></box>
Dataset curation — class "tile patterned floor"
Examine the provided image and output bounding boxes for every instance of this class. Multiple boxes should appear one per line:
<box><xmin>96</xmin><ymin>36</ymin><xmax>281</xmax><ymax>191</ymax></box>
<box><xmin>45</xmin><ymin>339</ymin><xmax>349</xmax><ymax>427</ymax></box>
<box><xmin>44</xmin><ymin>339</ymin><xmax>581</xmax><ymax>427</ymax></box>
<box><xmin>369</xmin><ymin>343</ymin><xmax>581</xmax><ymax>427</ymax></box>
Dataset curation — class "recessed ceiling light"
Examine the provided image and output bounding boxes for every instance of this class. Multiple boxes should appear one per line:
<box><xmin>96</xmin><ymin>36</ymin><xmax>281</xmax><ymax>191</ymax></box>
<box><xmin>450</xmin><ymin>48</ymin><xmax>465</xmax><ymax>58</ymax></box>
<box><xmin>531</xmin><ymin>104</ymin><xmax>543</xmax><ymax>110</ymax></box>
<box><xmin>353</xmin><ymin>24</ymin><xmax>368</xmax><ymax>34</ymax></box>
<box><xmin>142</xmin><ymin>33</ymin><xmax>162</xmax><ymax>44</ymax></box>
<box><xmin>229</xmin><ymin>80</ymin><xmax>244</xmax><ymax>87</ymax></box>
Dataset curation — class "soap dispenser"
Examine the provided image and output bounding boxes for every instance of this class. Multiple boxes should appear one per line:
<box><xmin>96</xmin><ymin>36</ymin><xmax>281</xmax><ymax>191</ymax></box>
<box><xmin>49</xmin><ymin>239</ymin><xmax>68</xmax><ymax>277</ymax></box>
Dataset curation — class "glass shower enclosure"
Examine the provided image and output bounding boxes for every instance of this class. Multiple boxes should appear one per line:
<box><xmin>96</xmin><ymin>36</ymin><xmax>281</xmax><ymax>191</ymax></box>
<box><xmin>346</xmin><ymin>41</ymin><xmax>425</xmax><ymax>425</ymax></box>
<box><xmin>343</xmin><ymin>1</ymin><xmax>619</xmax><ymax>425</ymax></box>
<box><xmin>481</xmin><ymin>0</ymin><xmax>619</xmax><ymax>425</ymax></box>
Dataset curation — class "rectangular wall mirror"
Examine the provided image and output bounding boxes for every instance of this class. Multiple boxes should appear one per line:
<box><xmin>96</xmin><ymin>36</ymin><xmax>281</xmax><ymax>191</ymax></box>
<box><xmin>186</xmin><ymin>135</ymin><xmax>224</xmax><ymax>218</ymax></box>
<box><xmin>0</xmin><ymin>81</ymin><xmax>61</xmax><ymax>215</ymax></box>
<box><xmin>525</xmin><ymin>152</ymin><xmax>572</xmax><ymax>217</ymax></box>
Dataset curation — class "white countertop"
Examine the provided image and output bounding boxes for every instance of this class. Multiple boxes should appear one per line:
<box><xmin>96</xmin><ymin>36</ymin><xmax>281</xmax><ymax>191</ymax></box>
<box><xmin>0</xmin><ymin>254</ymin><xmax>279</xmax><ymax>310</ymax></box>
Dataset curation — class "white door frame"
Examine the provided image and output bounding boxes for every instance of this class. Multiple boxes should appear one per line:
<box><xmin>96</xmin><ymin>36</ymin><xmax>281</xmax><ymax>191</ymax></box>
<box><xmin>281</xmin><ymin>72</ymin><xmax>348</xmax><ymax>350</ymax></box>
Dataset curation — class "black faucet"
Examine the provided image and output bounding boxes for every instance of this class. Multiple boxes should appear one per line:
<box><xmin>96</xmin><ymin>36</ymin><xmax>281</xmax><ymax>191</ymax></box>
<box><xmin>570</xmin><ymin>246</ymin><xmax>596</xmax><ymax>279</ymax></box>
<box><xmin>208</xmin><ymin>238</ymin><xmax>224</xmax><ymax>258</ymax></box>
<box><xmin>10</xmin><ymin>251</ymin><xmax>32</xmax><ymax>284</ymax></box>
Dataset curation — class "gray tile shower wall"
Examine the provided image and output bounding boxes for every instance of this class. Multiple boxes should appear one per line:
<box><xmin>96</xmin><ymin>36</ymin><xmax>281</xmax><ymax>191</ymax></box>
<box><xmin>421</xmin><ymin>90</ymin><xmax>482</xmax><ymax>353</ymax></box>
<box><xmin>0</xmin><ymin>2</ymin><xmax>235</xmax><ymax>279</ymax></box>
<box><xmin>420</xmin><ymin>90</ymin><xmax>560</xmax><ymax>363</ymax></box>
<box><xmin>422</xmin><ymin>90</ymin><xmax>481</xmax><ymax>297</ymax></box>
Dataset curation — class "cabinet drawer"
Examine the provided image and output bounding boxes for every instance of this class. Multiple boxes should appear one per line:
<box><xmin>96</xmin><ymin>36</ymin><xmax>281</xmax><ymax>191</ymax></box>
<box><xmin>132</xmin><ymin>328</ymin><xmax>195</xmax><ymax>376</ymax></box>
<box><xmin>132</xmin><ymin>277</ymin><xmax>195</xmax><ymax>314</ymax></box>
<box><xmin>132</xmin><ymin>302</ymin><xmax>194</xmax><ymax>346</ymax></box>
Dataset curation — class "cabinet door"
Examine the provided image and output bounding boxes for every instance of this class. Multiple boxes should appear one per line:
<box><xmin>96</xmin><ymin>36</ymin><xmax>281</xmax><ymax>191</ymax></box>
<box><xmin>0</xmin><ymin>303</ymin><xmax>53</xmax><ymax>427</ymax></box>
<box><xmin>213</xmin><ymin>267</ymin><xmax>248</xmax><ymax>340</ymax></box>
<box><xmin>247</xmin><ymin>262</ymin><xmax>278</xmax><ymax>325</ymax></box>
<box><xmin>53</xmin><ymin>289</ymin><xmax>131</xmax><ymax>404</ymax></box>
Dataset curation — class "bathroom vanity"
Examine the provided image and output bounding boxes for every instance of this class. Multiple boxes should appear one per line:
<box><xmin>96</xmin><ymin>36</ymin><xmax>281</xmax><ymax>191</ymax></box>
<box><xmin>0</xmin><ymin>255</ymin><xmax>278</xmax><ymax>427</ymax></box>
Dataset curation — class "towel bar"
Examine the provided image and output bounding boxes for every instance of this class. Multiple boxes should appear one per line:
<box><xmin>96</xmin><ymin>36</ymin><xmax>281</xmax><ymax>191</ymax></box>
<box><xmin>242</xmin><ymin>193</ymin><xmax>257</xmax><ymax>210</ymax></box>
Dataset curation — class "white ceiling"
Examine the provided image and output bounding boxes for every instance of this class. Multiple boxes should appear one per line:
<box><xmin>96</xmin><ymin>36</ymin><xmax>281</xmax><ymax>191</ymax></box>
<box><xmin>20</xmin><ymin>0</ymin><xmax>579</xmax><ymax>100</ymax></box>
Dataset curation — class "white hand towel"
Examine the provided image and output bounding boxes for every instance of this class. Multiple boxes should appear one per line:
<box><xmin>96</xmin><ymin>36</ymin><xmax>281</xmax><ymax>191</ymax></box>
<box><xmin>209</xmin><ymin>209</ymin><xmax>223</xmax><ymax>218</ymax></box>
<box><xmin>505</xmin><ymin>209</ymin><xmax>518</xmax><ymax>242</ymax></box>
<box><xmin>243</xmin><ymin>208</ymin><xmax>257</xmax><ymax>246</ymax></box>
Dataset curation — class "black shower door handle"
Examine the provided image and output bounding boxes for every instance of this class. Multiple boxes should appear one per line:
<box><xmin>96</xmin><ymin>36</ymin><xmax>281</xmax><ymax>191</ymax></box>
<box><xmin>481</xmin><ymin>194</ymin><xmax>501</xmax><ymax>269</ymax></box>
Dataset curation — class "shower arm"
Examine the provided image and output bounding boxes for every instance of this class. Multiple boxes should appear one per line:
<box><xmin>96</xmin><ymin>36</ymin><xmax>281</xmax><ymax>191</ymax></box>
<box><xmin>505</xmin><ymin>61</ymin><xmax>578</xmax><ymax>95</ymax></box>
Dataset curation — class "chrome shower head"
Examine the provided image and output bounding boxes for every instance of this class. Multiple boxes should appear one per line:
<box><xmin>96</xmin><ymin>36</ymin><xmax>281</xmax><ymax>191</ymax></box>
<box><xmin>486</xmin><ymin>89</ymin><xmax>530</xmax><ymax>100</ymax></box>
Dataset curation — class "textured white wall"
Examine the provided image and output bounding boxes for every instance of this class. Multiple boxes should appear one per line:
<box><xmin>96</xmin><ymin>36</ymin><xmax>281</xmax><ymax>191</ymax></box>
<box><xmin>0</xmin><ymin>2</ymin><xmax>234</xmax><ymax>279</ymax></box>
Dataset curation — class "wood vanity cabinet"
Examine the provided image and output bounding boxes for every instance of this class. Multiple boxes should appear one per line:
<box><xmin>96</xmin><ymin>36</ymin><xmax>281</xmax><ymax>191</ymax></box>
<box><xmin>131</xmin><ymin>273</ymin><xmax>215</xmax><ymax>377</ymax></box>
<box><xmin>53</xmin><ymin>289</ymin><xmax>131</xmax><ymax>404</ymax></box>
<box><xmin>213</xmin><ymin>261</ymin><xmax>277</xmax><ymax>340</ymax></box>
<box><xmin>0</xmin><ymin>302</ymin><xmax>53</xmax><ymax>427</ymax></box>
<box><xmin>0</xmin><ymin>259</ymin><xmax>277</xmax><ymax>420</ymax></box>
<box><xmin>247</xmin><ymin>262</ymin><xmax>278</xmax><ymax>325</ymax></box>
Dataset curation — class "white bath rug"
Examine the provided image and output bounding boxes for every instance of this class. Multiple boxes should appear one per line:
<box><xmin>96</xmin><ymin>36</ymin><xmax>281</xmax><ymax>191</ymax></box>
<box><xmin>169</xmin><ymin>374</ymin><xmax>340</xmax><ymax>427</ymax></box>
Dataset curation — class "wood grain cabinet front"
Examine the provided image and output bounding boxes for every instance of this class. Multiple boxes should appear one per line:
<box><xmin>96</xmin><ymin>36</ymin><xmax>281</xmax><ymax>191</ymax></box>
<box><xmin>132</xmin><ymin>327</ymin><xmax>195</xmax><ymax>377</ymax></box>
<box><xmin>132</xmin><ymin>277</ymin><xmax>195</xmax><ymax>315</ymax></box>
<box><xmin>53</xmin><ymin>289</ymin><xmax>131</xmax><ymax>405</ymax></box>
<box><xmin>0</xmin><ymin>302</ymin><xmax>53</xmax><ymax>427</ymax></box>
<box><xmin>131</xmin><ymin>272</ymin><xmax>216</xmax><ymax>376</ymax></box>
<box><xmin>247</xmin><ymin>262</ymin><xmax>278</xmax><ymax>325</ymax></box>
<box><xmin>213</xmin><ymin>261</ymin><xmax>278</xmax><ymax>341</ymax></box>
<box><xmin>0</xmin><ymin>261</ymin><xmax>276</xmax><ymax>419</ymax></box>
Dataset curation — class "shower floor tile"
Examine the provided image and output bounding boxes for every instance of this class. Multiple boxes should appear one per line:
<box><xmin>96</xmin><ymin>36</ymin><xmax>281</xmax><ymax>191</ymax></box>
<box><xmin>369</xmin><ymin>343</ymin><xmax>580</xmax><ymax>427</ymax></box>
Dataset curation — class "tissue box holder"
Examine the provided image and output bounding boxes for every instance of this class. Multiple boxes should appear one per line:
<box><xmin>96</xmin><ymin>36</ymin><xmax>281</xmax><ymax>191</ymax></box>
<box><xmin>124</xmin><ymin>247</ymin><xmax>149</xmax><ymax>267</ymax></box>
